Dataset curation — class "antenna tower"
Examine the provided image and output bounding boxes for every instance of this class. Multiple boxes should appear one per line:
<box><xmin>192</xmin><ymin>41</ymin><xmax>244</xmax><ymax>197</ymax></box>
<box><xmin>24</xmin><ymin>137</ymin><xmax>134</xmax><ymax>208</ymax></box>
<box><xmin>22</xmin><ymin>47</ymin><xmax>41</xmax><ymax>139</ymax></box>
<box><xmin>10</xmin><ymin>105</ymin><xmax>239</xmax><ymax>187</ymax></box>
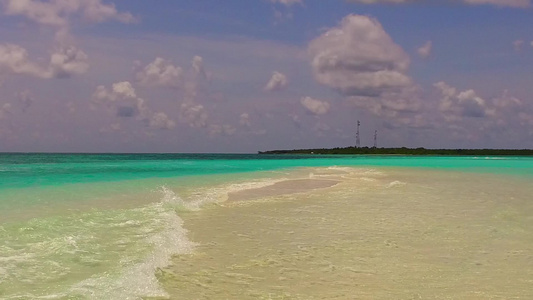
<box><xmin>355</xmin><ymin>120</ymin><xmax>361</xmax><ymax>148</ymax></box>
<box><xmin>373</xmin><ymin>130</ymin><xmax>378</xmax><ymax>148</ymax></box>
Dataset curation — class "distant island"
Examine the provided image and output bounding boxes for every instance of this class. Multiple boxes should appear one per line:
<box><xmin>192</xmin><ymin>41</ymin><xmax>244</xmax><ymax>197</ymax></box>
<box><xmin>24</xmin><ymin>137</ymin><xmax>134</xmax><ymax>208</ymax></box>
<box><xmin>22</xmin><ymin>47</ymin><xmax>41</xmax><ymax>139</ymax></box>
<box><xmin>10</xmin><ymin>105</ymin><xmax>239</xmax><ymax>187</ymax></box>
<box><xmin>259</xmin><ymin>147</ymin><xmax>533</xmax><ymax>156</ymax></box>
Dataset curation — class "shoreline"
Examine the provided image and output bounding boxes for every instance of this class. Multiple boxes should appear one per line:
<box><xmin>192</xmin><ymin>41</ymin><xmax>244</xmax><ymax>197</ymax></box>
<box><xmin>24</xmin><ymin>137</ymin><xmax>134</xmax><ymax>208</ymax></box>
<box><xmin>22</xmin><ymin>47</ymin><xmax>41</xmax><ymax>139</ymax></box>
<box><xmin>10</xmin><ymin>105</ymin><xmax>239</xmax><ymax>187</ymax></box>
<box><xmin>259</xmin><ymin>147</ymin><xmax>533</xmax><ymax>156</ymax></box>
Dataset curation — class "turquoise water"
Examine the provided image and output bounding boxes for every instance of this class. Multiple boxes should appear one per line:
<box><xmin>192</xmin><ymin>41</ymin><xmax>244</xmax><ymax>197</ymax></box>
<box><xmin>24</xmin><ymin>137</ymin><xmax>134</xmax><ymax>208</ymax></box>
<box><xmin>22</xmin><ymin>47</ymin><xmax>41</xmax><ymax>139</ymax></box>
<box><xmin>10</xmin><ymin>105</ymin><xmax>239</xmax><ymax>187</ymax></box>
<box><xmin>0</xmin><ymin>154</ymin><xmax>531</xmax><ymax>299</ymax></box>
<box><xmin>2</xmin><ymin>153</ymin><xmax>531</xmax><ymax>189</ymax></box>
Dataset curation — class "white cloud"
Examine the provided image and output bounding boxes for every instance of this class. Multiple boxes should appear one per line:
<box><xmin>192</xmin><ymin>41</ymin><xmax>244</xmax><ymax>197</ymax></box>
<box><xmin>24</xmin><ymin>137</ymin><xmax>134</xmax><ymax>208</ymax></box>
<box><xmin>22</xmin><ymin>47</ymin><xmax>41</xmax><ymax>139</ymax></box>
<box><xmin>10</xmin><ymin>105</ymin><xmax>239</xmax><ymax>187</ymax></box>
<box><xmin>491</xmin><ymin>90</ymin><xmax>532</xmax><ymax>128</ymax></box>
<box><xmin>136</xmin><ymin>56</ymin><xmax>210</xmax><ymax>97</ymax></box>
<box><xmin>347</xmin><ymin>85</ymin><xmax>423</xmax><ymax>122</ymax></box>
<box><xmin>417</xmin><ymin>41</ymin><xmax>432</xmax><ymax>58</ymax></box>
<box><xmin>179</xmin><ymin>102</ymin><xmax>208</xmax><ymax>128</ymax></box>
<box><xmin>136</xmin><ymin>57</ymin><xmax>183</xmax><ymax>88</ymax></box>
<box><xmin>434</xmin><ymin>81</ymin><xmax>495</xmax><ymax>120</ymax></box>
<box><xmin>113</xmin><ymin>81</ymin><xmax>138</xmax><ymax>99</ymax></box>
<box><xmin>92</xmin><ymin>81</ymin><xmax>148</xmax><ymax>118</ymax></box>
<box><xmin>0</xmin><ymin>44</ymin><xmax>50</xmax><ymax>79</ymax></box>
<box><xmin>1</xmin><ymin>0</ymin><xmax>135</xmax><ymax>28</ymax></box>
<box><xmin>0</xmin><ymin>44</ymin><xmax>88</xmax><ymax>80</ymax></box>
<box><xmin>49</xmin><ymin>46</ymin><xmax>89</xmax><ymax>78</ymax></box>
<box><xmin>149</xmin><ymin>112</ymin><xmax>176</xmax><ymax>130</ymax></box>
<box><xmin>134</xmin><ymin>55</ymin><xmax>215</xmax><ymax>131</ymax></box>
<box><xmin>309</xmin><ymin>14</ymin><xmax>412</xmax><ymax>97</ymax></box>
<box><xmin>457</xmin><ymin>90</ymin><xmax>494</xmax><ymax>118</ymax></box>
<box><xmin>300</xmin><ymin>96</ymin><xmax>330</xmax><ymax>115</ymax></box>
<box><xmin>191</xmin><ymin>55</ymin><xmax>207</xmax><ymax>79</ymax></box>
<box><xmin>493</xmin><ymin>90</ymin><xmax>522</xmax><ymax>109</ymax></box>
<box><xmin>264</xmin><ymin>71</ymin><xmax>288</xmax><ymax>91</ymax></box>
<box><xmin>269</xmin><ymin>0</ymin><xmax>303</xmax><ymax>6</ymax></box>
<box><xmin>93</xmin><ymin>81</ymin><xmax>137</xmax><ymax>101</ymax></box>
<box><xmin>431</xmin><ymin>83</ymin><xmax>533</xmax><ymax>145</ymax></box>
<box><xmin>92</xmin><ymin>81</ymin><xmax>178</xmax><ymax>130</ymax></box>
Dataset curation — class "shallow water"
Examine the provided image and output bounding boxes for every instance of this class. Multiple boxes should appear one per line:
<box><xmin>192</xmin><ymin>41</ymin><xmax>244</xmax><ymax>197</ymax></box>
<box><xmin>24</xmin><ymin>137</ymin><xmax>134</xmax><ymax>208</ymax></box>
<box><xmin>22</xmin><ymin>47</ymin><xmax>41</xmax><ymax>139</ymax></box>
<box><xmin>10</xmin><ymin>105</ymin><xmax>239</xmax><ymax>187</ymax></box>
<box><xmin>161</xmin><ymin>167</ymin><xmax>533</xmax><ymax>299</ymax></box>
<box><xmin>0</xmin><ymin>154</ymin><xmax>531</xmax><ymax>299</ymax></box>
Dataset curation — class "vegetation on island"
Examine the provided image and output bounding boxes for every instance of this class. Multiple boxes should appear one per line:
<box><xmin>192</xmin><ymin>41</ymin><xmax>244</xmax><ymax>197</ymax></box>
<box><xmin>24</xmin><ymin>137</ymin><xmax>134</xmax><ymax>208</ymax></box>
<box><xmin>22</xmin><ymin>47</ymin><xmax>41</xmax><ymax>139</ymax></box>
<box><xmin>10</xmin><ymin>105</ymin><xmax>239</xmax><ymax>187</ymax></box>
<box><xmin>259</xmin><ymin>147</ymin><xmax>533</xmax><ymax>156</ymax></box>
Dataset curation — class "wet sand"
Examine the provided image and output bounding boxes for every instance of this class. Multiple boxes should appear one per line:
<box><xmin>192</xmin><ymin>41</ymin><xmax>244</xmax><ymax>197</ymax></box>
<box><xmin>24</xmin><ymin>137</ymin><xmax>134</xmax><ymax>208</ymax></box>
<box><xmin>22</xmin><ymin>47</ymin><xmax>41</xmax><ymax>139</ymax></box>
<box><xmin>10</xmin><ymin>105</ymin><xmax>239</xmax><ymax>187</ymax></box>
<box><xmin>228</xmin><ymin>179</ymin><xmax>339</xmax><ymax>202</ymax></box>
<box><xmin>157</xmin><ymin>167</ymin><xmax>533</xmax><ymax>299</ymax></box>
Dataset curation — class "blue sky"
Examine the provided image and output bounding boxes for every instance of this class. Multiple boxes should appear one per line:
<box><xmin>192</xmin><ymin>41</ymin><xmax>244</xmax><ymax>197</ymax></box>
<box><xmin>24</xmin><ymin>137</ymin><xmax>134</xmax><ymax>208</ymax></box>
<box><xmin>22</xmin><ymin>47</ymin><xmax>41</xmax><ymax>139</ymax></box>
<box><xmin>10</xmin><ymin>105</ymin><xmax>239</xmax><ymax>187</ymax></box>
<box><xmin>0</xmin><ymin>0</ymin><xmax>532</xmax><ymax>152</ymax></box>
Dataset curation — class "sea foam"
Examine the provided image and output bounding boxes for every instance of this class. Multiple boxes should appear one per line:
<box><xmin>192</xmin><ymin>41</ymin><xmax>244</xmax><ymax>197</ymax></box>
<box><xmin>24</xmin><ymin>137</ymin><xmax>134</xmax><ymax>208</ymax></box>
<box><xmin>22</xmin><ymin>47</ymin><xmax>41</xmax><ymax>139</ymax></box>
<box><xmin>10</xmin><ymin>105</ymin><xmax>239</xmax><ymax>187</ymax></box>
<box><xmin>0</xmin><ymin>186</ymin><xmax>196</xmax><ymax>300</ymax></box>
<box><xmin>66</xmin><ymin>188</ymin><xmax>196</xmax><ymax>300</ymax></box>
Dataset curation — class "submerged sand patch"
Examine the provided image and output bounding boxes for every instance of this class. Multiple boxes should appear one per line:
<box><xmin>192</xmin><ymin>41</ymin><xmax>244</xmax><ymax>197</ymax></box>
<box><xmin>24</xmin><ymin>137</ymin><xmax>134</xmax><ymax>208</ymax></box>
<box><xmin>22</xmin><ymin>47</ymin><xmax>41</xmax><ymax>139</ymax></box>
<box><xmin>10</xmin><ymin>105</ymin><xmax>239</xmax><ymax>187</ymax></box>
<box><xmin>159</xmin><ymin>167</ymin><xmax>533</xmax><ymax>300</ymax></box>
<box><xmin>228</xmin><ymin>179</ymin><xmax>339</xmax><ymax>202</ymax></box>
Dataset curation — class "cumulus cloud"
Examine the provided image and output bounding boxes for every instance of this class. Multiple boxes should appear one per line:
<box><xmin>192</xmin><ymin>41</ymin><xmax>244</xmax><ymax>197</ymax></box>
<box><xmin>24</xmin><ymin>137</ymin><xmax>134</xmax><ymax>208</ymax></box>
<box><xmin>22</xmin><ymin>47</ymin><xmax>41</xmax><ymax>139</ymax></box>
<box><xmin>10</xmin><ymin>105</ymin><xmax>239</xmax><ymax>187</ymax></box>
<box><xmin>347</xmin><ymin>85</ymin><xmax>424</xmax><ymax>127</ymax></box>
<box><xmin>191</xmin><ymin>55</ymin><xmax>207</xmax><ymax>79</ymax></box>
<box><xmin>1</xmin><ymin>1</ymin><xmax>127</xmax><ymax>80</ymax></box>
<box><xmin>0</xmin><ymin>44</ymin><xmax>50</xmax><ymax>79</ymax></box>
<box><xmin>1</xmin><ymin>0</ymin><xmax>135</xmax><ymax>28</ymax></box>
<box><xmin>434</xmin><ymin>81</ymin><xmax>495</xmax><ymax>121</ymax></box>
<box><xmin>264</xmin><ymin>71</ymin><xmax>288</xmax><ymax>91</ymax></box>
<box><xmin>493</xmin><ymin>90</ymin><xmax>523</xmax><ymax>109</ymax></box>
<box><xmin>92</xmin><ymin>81</ymin><xmax>176</xmax><ymax>130</ymax></box>
<box><xmin>456</xmin><ymin>90</ymin><xmax>494</xmax><ymax>118</ymax></box>
<box><xmin>136</xmin><ymin>57</ymin><xmax>183</xmax><ymax>88</ymax></box>
<box><xmin>134</xmin><ymin>55</ymin><xmax>216</xmax><ymax>131</ymax></box>
<box><xmin>179</xmin><ymin>102</ymin><xmax>208</xmax><ymax>128</ymax></box>
<box><xmin>92</xmin><ymin>81</ymin><xmax>147</xmax><ymax>117</ymax></box>
<box><xmin>431</xmin><ymin>82</ymin><xmax>533</xmax><ymax>144</ymax></box>
<box><xmin>309</xmin><ymin>14</ymin><xmax>412</xmax><ymax>97</ymax></box>
<box><xmin>94</xmin><ymin>81</ymin><xmax>136</xmax><ymax>101</ymax></box>
<box><xmin>490</xmin><ymin>90</ymin><xmax>532</xmax><ymax>129</ymax></box>
<box><xmin>149</xmin><ymin>112</ymin><xmax>176</xmax><ymax>130</ymax></box>
<box><xmin>136</xmin><ymin>56</ymin><xmax>209</xmax><ymax>95</ymax></box>
<box><xmin>0</xmin><ymin>44</ymin><xmax>88</xmax><ymax>80</ymax></box>
<box><xmin>417</xmin><ymin>41</ymin><xmax>432</xmax><ymax>58</ymax></box>
<box><xmin>300</xmin><ymin>96</ymin><xmax>330</xmax><ymax>115</ymax></box>
<box><xmin>49</xmin><ymin>46</ymin><xmax>89</xmax><ymax>78</ymax></box>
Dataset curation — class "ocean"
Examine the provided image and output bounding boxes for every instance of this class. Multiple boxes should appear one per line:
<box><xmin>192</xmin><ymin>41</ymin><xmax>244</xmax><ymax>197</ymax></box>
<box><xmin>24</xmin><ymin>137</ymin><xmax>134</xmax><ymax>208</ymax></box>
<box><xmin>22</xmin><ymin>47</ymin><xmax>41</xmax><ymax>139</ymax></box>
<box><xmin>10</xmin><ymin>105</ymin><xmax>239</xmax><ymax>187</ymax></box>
<box><xmin>0</xmin><ymin>153</ymin><xmax>532</xmax><ymax>299</ymax></box>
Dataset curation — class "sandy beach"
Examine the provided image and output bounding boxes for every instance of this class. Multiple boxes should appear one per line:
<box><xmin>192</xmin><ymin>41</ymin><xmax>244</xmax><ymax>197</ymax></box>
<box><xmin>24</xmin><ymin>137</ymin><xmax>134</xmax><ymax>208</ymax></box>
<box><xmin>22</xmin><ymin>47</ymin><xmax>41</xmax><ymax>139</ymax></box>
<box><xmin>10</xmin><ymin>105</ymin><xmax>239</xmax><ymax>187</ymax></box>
<box><xmin>228</xmin><ymin>179</ymin><xmax>339</xmax><ymax>202</ymax></box>
<box><xmin>158</xmin><ymin>167</ymin><xmax>533</xmax><ymax>299</ymax></box>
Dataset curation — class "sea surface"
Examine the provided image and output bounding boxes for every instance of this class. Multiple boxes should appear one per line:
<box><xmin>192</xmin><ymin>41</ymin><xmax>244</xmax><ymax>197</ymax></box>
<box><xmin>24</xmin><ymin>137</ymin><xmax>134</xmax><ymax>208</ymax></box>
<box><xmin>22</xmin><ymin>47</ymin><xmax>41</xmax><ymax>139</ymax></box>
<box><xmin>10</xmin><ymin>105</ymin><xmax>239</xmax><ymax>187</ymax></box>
<box><xmin>0</xmin><ymin>153</ymin><xmax>532</xmax><ymax>299</ymax></box>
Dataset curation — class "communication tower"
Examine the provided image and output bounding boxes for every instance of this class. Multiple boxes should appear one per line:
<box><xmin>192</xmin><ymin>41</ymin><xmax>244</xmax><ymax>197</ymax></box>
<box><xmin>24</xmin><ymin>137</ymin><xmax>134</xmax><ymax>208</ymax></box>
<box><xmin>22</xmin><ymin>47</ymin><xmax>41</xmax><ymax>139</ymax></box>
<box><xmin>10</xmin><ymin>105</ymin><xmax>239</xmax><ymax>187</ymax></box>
<box><xmin>355</xmin><ymin>120</ymin><xmax>361</xmax><ymax>148</ymax></box>
<box><xmin>373</xmin><ymin>130</ymin><xmax>378</xmax><ymax>148</ymax></box>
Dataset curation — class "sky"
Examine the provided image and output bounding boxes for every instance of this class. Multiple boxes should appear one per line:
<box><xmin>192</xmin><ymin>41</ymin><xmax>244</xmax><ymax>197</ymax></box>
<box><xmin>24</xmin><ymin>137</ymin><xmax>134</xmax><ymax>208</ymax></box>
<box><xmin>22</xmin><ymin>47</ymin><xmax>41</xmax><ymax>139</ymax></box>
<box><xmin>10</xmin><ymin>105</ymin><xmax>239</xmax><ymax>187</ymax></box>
<box><xmin>0</xmin><ymin>0</ymin><xmax>532</xmax><ymax>153</ymax></box>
